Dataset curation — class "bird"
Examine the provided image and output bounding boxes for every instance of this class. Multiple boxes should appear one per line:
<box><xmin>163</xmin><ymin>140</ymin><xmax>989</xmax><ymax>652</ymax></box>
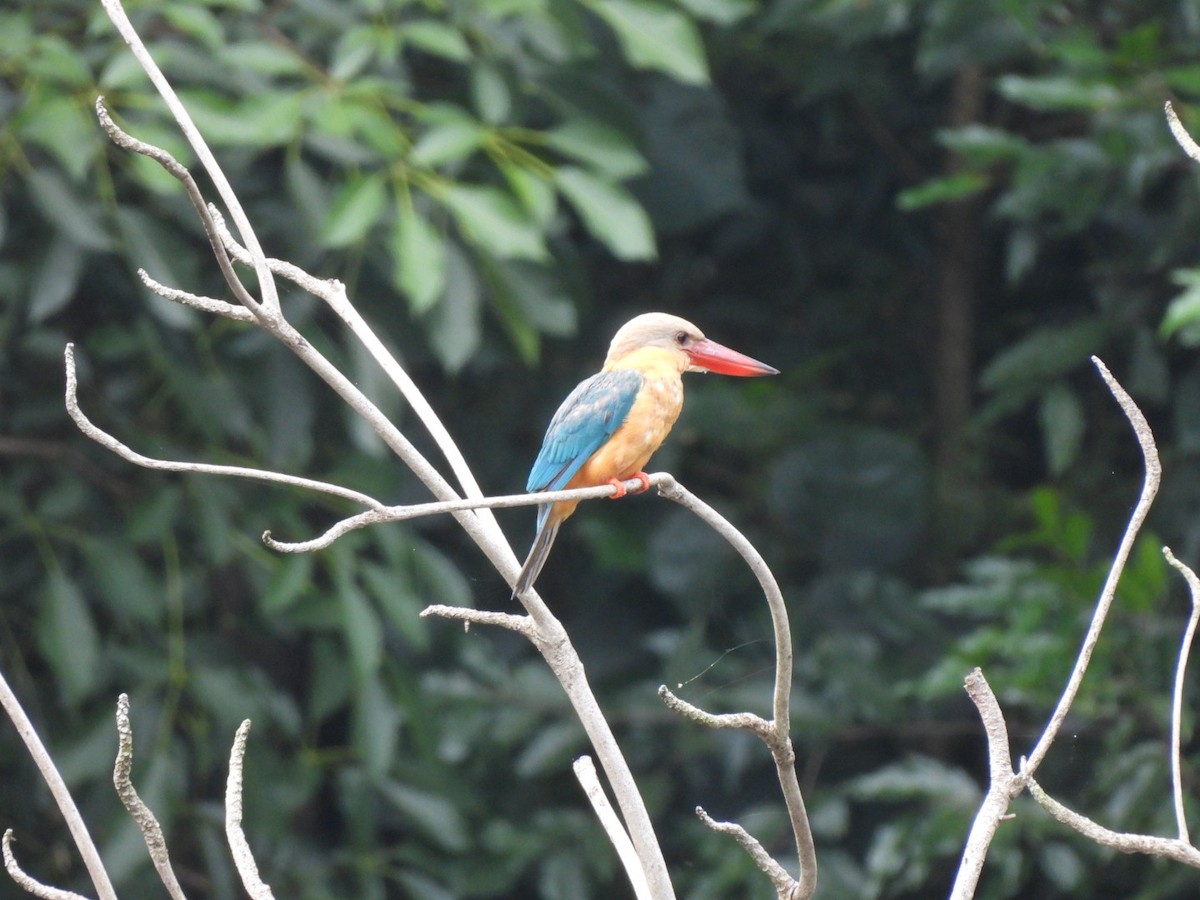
<box><xmin>513</xmin><ymin>312</ymin><xmax>779</xmax><ymax>597</ymax></box>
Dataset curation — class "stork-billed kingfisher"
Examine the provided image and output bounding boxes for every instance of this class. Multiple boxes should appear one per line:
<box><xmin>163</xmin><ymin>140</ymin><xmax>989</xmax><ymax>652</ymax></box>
<box><xmin>514</xmin><ymin>312</ymin><xmax>778</xmax><ymax>597</ymax></box>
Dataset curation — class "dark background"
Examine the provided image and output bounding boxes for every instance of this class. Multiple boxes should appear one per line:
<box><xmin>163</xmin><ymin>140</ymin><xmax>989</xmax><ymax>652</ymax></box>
<box><xmin>5</xmin><ymin>1</ymin><xmax>1200</xmax><ymax>897</ymax></box>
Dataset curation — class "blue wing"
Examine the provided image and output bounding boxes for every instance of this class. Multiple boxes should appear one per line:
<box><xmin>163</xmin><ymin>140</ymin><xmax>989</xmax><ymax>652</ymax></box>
<box><xmin>527</xmin><ymin>369</ymin><xmax>644</xmax><ymax>494</ymax></box>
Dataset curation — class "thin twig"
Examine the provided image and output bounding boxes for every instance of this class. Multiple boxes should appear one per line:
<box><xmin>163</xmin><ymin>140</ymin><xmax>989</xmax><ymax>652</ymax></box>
<box><xmin>0</xmin><ymin>669</ymin><xmax>117</xmax><ymax>900</ymax></box>
<box><xmin>1027</xmin><ymin>778</ymin><xmax>1200</xmax><ymax>867</ymax></box>
<box><xmin>65</xmin><ymin>344</ymin><xmax>385</xmax><ymax>510</ymax></box>
<box><xmin>573</xmin><ymin>757</ymin><xmax>652</xmax><ymax>900</ymax></box>
<box><xmin>1023</xmin><ymin>357</ymin><xmax>1160</xmax><ymax>776</ymax></box>
<box><xmin>99</xmin><ymin>0</ymin><xmax>279</xmax><ymax>313</ymax></box>
<box><xmin>656</xmin><ymin>686</ymin><xmax>772</xmax><ymax>740</ymax></box>
<box><xmin>419</xmin><ymin>605</ymin><xmax>534</xmax><ymax>637</ymax></box>
<box><xmin>1163</xmin><ymin>546</ymin><xmax>1200</xmax><ymax>844</ymax></box>
<box><xmin>2</xmin><ymin>831</ymin><xmax>91</xmax><ymax>900</ymax></box>
<box><xmin>695</xmin><ymin>808</ymin><xmax>798</xmax><ymax>899</ymax></box>
<box><xmin>137</xmin><ymin>269</ymin><xmax>256</xmax><ymax>322</ymax></box>
<box><xmin>225</xmin><ymin>721</ymin><xmax>275</xmax><ymax>900</ymax></box>
<box><xmin>1166</xmin><ymin>101</ymin><xmax>1200</xmax><ymax>165</ymax></box>
<box><xmin>113</xmin><ymin>694</ymin><xmax>188</xmax><ymax>900</ymax></box>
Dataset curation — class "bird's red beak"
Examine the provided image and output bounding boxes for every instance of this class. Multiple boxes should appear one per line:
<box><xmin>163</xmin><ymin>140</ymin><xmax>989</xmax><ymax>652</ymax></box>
<box><xmin>685</xmin><ymin>338</ymin><xmax>779</xmax><ymax>377</ymax></box>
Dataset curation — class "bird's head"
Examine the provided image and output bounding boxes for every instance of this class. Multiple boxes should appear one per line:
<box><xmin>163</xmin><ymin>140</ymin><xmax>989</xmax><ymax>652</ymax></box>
<box><xmin>604</xmin><ymin>312</ymin><xmax>779</xmax><ymax>377</ymax></box>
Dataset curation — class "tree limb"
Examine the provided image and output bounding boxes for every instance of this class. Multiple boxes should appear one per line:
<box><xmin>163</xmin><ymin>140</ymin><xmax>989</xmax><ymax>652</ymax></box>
<box><xmin>226</xmin><ymin>721</ymin><xmax>275</xmax><ymax>900</ymax></box>
<box><xmin>2</xmin><ymin>831</ymin><xmax>91</xmax><ymax>900</ymax></box>
<box><xmin>0</xmin><ymin>668</ymin><xmax>117</xmax><ymax>900</ymax></box>
<box><xmin>573</xmin><ymin>757</ymin><xmax>652</xmax><ymax>900</ymax></box>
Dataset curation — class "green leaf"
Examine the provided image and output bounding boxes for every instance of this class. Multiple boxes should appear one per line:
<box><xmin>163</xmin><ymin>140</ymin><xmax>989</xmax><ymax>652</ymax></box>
<box><xmin>425</xmin><ymin>243</ymin><xmax>482</xmax><ymax>372</ymax></box>
<box><xmin>1160</xmin><ymin>267</ymin><xmax>1200</xmax><ymax>345</ymax></box>
<box><xmin>26</xmin><ymin>169</ymin><xmax>113</xmax><ymax>251</ymax></box>
<box><xmin>410</xmin><ymin>119</ymin><xmax>487</xmax><ymax>167</ymax></box>
<box><xmin>219</xmin><ymin>41</ymin><xmax>308</xmax><ymax>77</ymax></box>
<box><xmin>36</xmin><ymin>572</ymin><xmax>99</xmax><ymax>706</ymax></box>
<box><xmin>554</xmin><ymin>166</ymin><xmax>656</xmax><ymax>260</ymax></box>
<box><xmin>498</xmin><ymin>162</ymin><xmax>557</xmax><ymax>225</ymax></box>
<box><xmin>441</xmin><ymin>185</ymin><xmax>549</xmax><ymax>261</ymax></box>
<box><xmin>401</xmin><ymin>21</ymin><xmax>472</xmax><ymax>62</ymax></box>
<box><xmin>937</xmin><ymin>124</ymin><xmax>1029</xmax><ymax>164</ymax></box>
<box><xmin>177</xmin><ymin>89</ymin><xmax>305</xmax><ymax>148</ymax></box>
<box><xmin>378</xmin><ymin>780</ymin><xmax>470</xmax><ymax>852</ymax></box>
<box><xmin>980</xmin><ymin>321</ymin><xmax>1108</xmax><ymax>397</ymax></box>
<box><xmin>320</xmin><ymin>173</ymin><xmax>389</xmax><ymax>247</ymax></box>
<box><xmin>1039</xmin><ymin>383</ymin><xmax>1085</xmax><ymax>476</ymax></box>
<box><xmin>352</xmin><ymin>676</ymin><xmax>401</xmax><ymax>779</ymax></box>
<box><xmin>544</xmin><ymin>118</ymin><xmax>648</xmax><ymax>180</ymax></box>
<box><xmin>995</xmin><ymin>75</ymin><xmax>1120</xmax><ymax>112</ymax></box>
<box><xmin>471</xmin><ymin>65</ymin><xmax>512</xmax><ymax>124</ymax></box>
<box><xmin>593</xmin><ymin>0</ymin><xmax>710</xmax><ymax>85</ymax></box>
<box><xmin>896</xmin><ymin>172</ymin><xmax>989</xmax><ymax>211</ymax></box>
<box><xmin>28</xmin><ymin>235</ymin><xmax>84</xmax><ymax>323</ymax></box>
<box><xmin>162</xmin><ymin>5</ymin><xmax>225</xmax><ymax>52</ymax></box>
<box><xmin>339</xmin><ymin>580</ymin><xmax>383</xmax><ymax>682</ymax></box>
<box><xmin>391</xmin><ymin>201</ymin><xmax>447</xmax><ymax>313</ymax></box>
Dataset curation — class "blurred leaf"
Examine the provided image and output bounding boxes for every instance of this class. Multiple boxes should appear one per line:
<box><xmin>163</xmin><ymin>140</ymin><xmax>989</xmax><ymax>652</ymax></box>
<box><xmin>401</xmin><ymin>20</ymin><xmax>472</xmax><ymax>62</ymax></box>
<box><xmin>1038</xmin><ymin>383</ymin><xmax>1084</xmax><ymax>476</ymax></box>
<box><xmin>545</xmin><ymin>119</ymin><xmax>648</xmax><ymax>180</ymax></box>
<box><xmin>219</xmin><ymin>41</ymin><xmax>308</xmax><ymax>77</ymax></box>
<box><xmin>471</xmin><ymin>65</ymin><xmax>512</xmax><ymax>124</ymax></box>
<box><xmin>378</xmin><ymin>780</ymin><xmax>471</xmax><ymax>852</ymax></box>
<box><xmin>339</xmin><ymin>578</ymin><xmax>383</xmax><ymax>682</ymax></box>
<box><xmin>17</xmin><ymin>93</ymin><xmax>98</xmax><ymax>181</ymax></box>
<box><xmin>176</xmin><ymin>89</ymin><xmax>305</xmax><ymax>148</ymax></box>
<box><xmin>321</xmin><ymin>172</ymin><xmax>389</xmax><ymax>247</ymax></box>
<box><xmin>593</xmin><ymin>0</ymin><xmax>710</xmax><ymax>85</ymax></box>
<box><xmin>392</xmin><ymin>201</ymin><xmax>447</xmax><ymax>313</ymax></box>
<box><xmin>995</xmin><ymin>74</ymin><xmax>1121</xmax><ymax>111</ymax></box>
<box><xmin>353</xmin><ymin>675</ymin><xmax>401</xmax><ymax>778</ymax></box>
<box><xmin>980</xmin><ymin>320</ymin><xmax>1108</xmax><ymax>402</ymax></box>
<box><xmin>162</xmin><ymin>4</ymin><xmax>224</xmax><ymax>52</ymax></box>
<box><xmin>411</xmin><ymin>118</ymin><xmax>487</xmax><ymax>167</ymax></box>
<box><xmin>26</xmin><ymin>169</ymin><xmax>114</xmax><ymax>251</ymax></box>
<box><xmin>554</xmin><ymin>166</ymin><xmax>656</xmax><ymax>260</ymax></box>
<box><xmin>36</xmin><ymin>571</ymin><xmax>99</xmax><ymax>706</ymax></box>
<box><xmin>896</xmin><ymin>172</ymin><xmax>988</xmax><ymax>211</ymax></box>
<box><xmin>28</xmin><ymin>234</ymin><xmax>84</xmax><ymax>323</ymax></box>
<box><xmin>442</xmin><ymin>184</ymin><xmax>549</xmax><ymax>261</ymax></box>
<box><xmin>1160</xmin><ymin>267</ymin><xmax>1200</xmax><ymax>346</ymax></box>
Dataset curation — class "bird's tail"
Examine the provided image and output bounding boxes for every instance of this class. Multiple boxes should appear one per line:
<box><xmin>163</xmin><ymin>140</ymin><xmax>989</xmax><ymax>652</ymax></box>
<box><xmin>513</xmin><ymin>519</ymin><xmax>560</xmax><ymax>598</ymax></box>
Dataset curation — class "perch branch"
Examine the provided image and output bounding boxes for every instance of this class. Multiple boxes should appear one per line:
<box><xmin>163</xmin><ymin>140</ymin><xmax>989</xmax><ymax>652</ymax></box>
<box><xmin>65</xmin><ymin>344</ymin><xmax>385</xmax><ymax>510</ymax></box>
<box><xmin>2</xmin><ymin>831</ymin><xmax>90</xmax><ymax>900</ymax></box>
<box><xmin>113</xmin><ymin>694</ymin><xmax>188</xmax><ymax>900</ymax></box>
<box><xmin>265</xmin><ymin>474</ymin><xmax>668</xmax><ymax>551</ymax></box>
<box><xmin>137</xmin><ymin>269</ymin><xmax>255</xmax><ymax>322</ymax></box>
<box><xmin>226</xmin><ymin>721</ymin><xmax>275</xmax><ymax>900</ymax></box>
<box><xmin>1163</xmin><ymin>547</ymin><xmax>1200</xmax><ymax>844</ymax></box>
<box><xmin>573</xmin><ymin>757</ymin><xmax>652</xmax><ymax>900</ymax></box>
<box><xmin>0</xmin><ymin>669</ymin><xmax>117</xmax><ymax>900</ymax></box>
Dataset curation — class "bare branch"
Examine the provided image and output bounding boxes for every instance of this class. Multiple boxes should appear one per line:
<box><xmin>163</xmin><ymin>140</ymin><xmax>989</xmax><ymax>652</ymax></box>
<box><xmin>113</xmin><ymin>694</ymin><xmax>188</xmax><ymax>900</ymax></box>
<box><xmin>657</xmin><ymin>685</ymin><xmax>772</xmax><ymax>739</ymax></box>
<box><xmin>695</xmin><ymin>808</ymin><xmax>797</xmax><ymax>899</ymax></box>
<box><xmin>99</xmin><ymin>0</ymin><xmax>279</xmax><ymax>313</ymax></box>
<box><xmin>1023</xmin><ymin>356</ymin><xmax>1160</xmax><ymax>776</ymax></box>
<box><xmin>1166</xmin><ymin>101</ymin><xmax>1200</xmax><ymax>165</ymax></box>
<box><xmin>2</xmin><ymin>831</ymin><xmax>91</xmax><ymax>900</ymax></box>
<box><xmin>265</xmin><ymin>475</ymin><xmax>666</xmax><ymax>552</ymax></box>
<box><xmin>0</xmin><ymin>669</ymin><xmax>117</xmax><ymax>900</ymax></box>
<box><xmin>949</xmin><ymin>669</ymin><xmax>1016</xmax><ymax>900</ymax></box>
<box><xmin>225</xmin><ymin>721</ymin><xmax>275</xmax><ymax>900</ymax></box>
<box><xmin>419</xmin><ymin>605</ymin><xmax>534</xmax><ymax>637</ymax></box>
<box><xmin>651</xmin><ymin>475</ymin><xmax>815</xmax><ymax>898</ymax></box>
<box><xmin>1027</xmin><ymin>778</ymin><xmax>1200</xmax><ymax>867</ymax></box>
<box><xmin>137</xmin><ymin>269</ymin><xmax>256</xmax><ymax>322</ymax></box>
<box><xmin>65</xmin><ymin>344</ymin><xmax>385</xmax><ymax>509</ymax></box>
<box><xmin>573</xmin><ymin>757</ymin><xmax>652</xmax><ymax>900</ymax></box>
<box><xmin>1163</xmin><ymin>546</ymin><xmax>1200</xmax><ymax>844</ymax></box>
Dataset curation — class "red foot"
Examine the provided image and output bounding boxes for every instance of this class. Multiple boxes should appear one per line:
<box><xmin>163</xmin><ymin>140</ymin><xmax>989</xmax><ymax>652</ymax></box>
<box><xmin>606</xmin><ymin>472</ymin><xmax>651</xmax><ymax>499</ymax></box>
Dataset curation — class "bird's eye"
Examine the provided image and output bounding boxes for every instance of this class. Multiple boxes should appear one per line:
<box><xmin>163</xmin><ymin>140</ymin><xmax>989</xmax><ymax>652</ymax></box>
<box><xmin>675</xmin><ymin>331</ymin><xmax>689</xmax><ymax>346</ymax></box>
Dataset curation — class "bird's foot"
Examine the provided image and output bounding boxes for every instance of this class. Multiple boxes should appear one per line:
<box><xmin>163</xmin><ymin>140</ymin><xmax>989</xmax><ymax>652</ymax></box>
<box><xmin>606</xmin><ymin>472</ymin><xmax>651</xmax><ymax>499</ymax></box>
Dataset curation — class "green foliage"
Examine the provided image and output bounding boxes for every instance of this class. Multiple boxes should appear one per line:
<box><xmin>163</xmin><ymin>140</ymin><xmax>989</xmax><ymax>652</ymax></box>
<box><xmin>6</xmin><ymin>0</ymin><xmax>1200</xmax><ymax>898</ymax></box>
